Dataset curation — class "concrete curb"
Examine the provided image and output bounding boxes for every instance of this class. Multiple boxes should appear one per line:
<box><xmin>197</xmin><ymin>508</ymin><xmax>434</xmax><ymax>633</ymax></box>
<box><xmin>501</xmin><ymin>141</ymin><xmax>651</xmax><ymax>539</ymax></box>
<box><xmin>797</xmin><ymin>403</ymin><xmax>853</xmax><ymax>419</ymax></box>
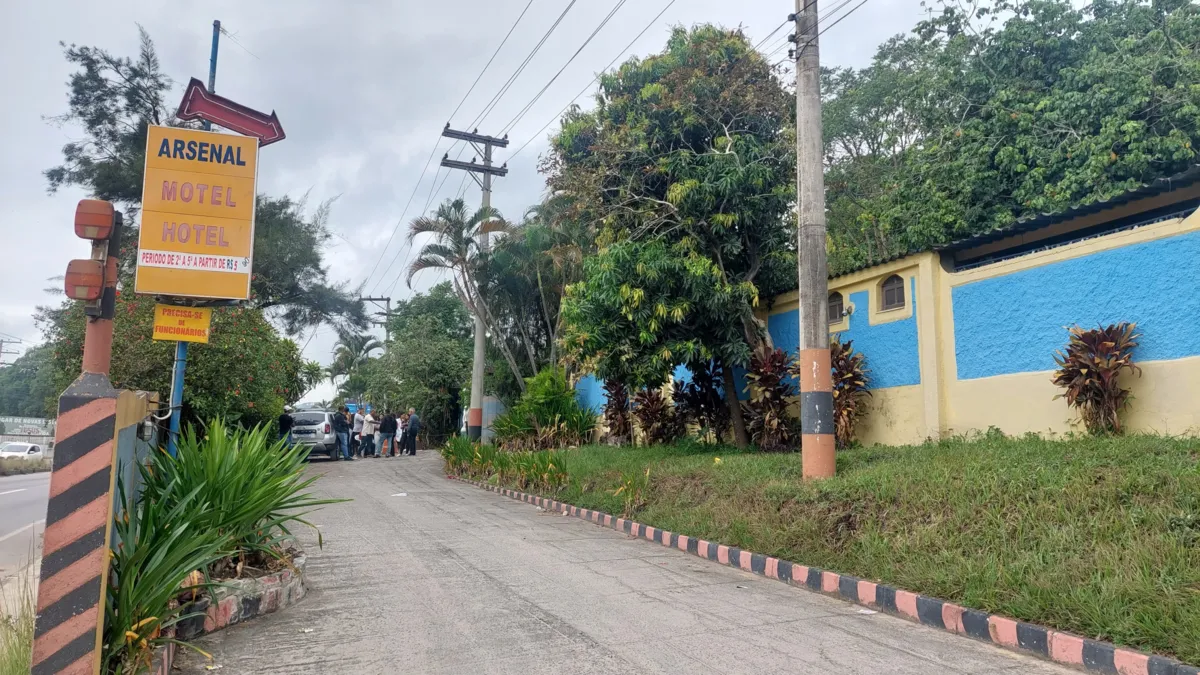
<box><xmin>450</xmin><ymin>475</ymin><xmax>1198</xmax><ymax>675</ymax></box>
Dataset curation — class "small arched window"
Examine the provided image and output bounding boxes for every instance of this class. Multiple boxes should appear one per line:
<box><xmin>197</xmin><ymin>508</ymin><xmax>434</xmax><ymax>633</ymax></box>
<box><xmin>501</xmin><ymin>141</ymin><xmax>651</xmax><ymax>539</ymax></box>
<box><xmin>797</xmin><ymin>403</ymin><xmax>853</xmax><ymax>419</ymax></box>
<box><xmin>828</xmin><ymin>292</ymin><xmax>844</xmax><ymax>324</ymax></box>
<box><xmin>880</xmin><ymin>275</ymin><xmax>905</xmax><ymax>311</ymax></box>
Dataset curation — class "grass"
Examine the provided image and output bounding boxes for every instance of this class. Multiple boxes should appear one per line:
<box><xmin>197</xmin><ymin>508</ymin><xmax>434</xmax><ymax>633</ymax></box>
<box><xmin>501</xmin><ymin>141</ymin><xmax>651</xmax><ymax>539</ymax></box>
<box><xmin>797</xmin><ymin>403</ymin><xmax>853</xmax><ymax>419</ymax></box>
<box><xmin>0</xmin><ymin>458</ymin><xmax>51</xmax><ymax>477</ymax></box>
<box><xmin>480</xmin><ymin>434</ymin><xmax>1200</xmax><ymax>663</ymax></box>
<box><xmin>0</xmin><ymin>571</ymin><xmax>35</xmax><ymax>675</ymax></box>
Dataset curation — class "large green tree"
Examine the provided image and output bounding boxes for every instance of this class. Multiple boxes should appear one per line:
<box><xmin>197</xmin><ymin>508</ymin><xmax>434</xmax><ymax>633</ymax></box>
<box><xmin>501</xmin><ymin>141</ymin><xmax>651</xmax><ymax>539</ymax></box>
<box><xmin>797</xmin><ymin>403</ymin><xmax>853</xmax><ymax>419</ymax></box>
<box><xmin>561</xmin><ymin>238</ymin><xmax>754</xmax><ymax>447</ymax></box>
<box><xmin>0</xmin><ymin>346</ymin><xmax>59</xmax><ymax>417</ymax></box>
<box><xmin>822</xmin><ymin>0</ymin><xmax>1200</xmax><ymax>272</ymax></box>
<box><xmin>45</xmin><ymin>27</ymin><xmax>366</xmax><ymax>334</ymax></box>
<box><xmin>547</xmin><ymin>25</ymin><xmax>795</xmax><ymax>351</ymax></box>
<box><xmin>367</xmin><ymin>283</ymin><xmax>472</xmax><ymax>441</ymax></box>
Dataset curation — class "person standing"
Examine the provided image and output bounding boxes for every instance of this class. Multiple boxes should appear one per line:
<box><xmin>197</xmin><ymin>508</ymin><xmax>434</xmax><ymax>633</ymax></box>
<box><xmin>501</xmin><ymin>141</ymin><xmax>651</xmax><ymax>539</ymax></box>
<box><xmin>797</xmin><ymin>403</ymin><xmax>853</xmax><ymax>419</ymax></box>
<box><xmin>397</xmin><ymin>411</ymin><xmax>409</xmax><ymax>456</ymax></box>
<box><xmin>278</xmin><ymin>406</ymin><xmax>295</xmax><ymax>446</ymax></box>
<box><xmin>352</xmin><ymin>408</ymin><xmax>365</xmax><ymax>456</ymax></box>
<box><xmin>332</xmin><ymin>406</ymin><xmax>353</xmax><ymax>461</ymax></box>
<box><xmin>379</xmin><ymin>411</ymin><xmax>398</xmax><ymax>457</ymax></box>
<box><xmin>361</xmin><ymin>409</ymin><xmax>377</xmax><ymax>457</ymax></box>
<box><xmin>405</xmin><ymin>407</ymin><xmax>421</xmax><ymax>456</ymax></box>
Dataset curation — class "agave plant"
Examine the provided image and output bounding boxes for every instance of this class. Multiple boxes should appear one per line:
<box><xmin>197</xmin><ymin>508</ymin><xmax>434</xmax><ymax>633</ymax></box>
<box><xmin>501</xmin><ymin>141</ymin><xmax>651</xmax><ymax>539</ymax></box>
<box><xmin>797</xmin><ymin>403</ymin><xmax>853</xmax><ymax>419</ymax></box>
<box><xmin>829</xmin><ymin>338</ymin><xmax>871</xmax><ymax>449</ymax></box>
<box><xmin>744</xmin><ymin>347</ymin><xmax>798</xmax><ymax>452</ymax></box>
<box><xmin>104</xmin><ymin>475</ymin><xmax>229</xmax><ymax>673</ymax></box>
<box><xmin>140</xmin><ymin>420</ymin><xmax>345</xmax><ymax>577</ymax></box>
<box><xmin>1052</xmin><ymin>323</ymin><xmax>1141</xmax><ymax>435</ymax></box>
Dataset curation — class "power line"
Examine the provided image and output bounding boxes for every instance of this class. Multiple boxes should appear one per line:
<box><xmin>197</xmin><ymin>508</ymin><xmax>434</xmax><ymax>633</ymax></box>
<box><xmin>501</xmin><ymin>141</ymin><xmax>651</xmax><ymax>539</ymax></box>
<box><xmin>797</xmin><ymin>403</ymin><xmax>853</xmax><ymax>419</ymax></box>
<box><xmin>360</xmin><ymin>2</ymin><xmax>540</xmax><ymax>291</ymax></box>
<box><xmin>507</xmin><ymin>0</ymin><xmax>679</xmax><ymax>161</ymax></box>
<box><xmin>499</xmin><ymin>0</ymin><xmax>631</xmax><ymax>136</ymax></box>
<box><xmin>468</xmin><ymin>0</ymin><xmax>581</xmax><ymax>130</ymax></box>
<box><xmin>362</xmin><ymin>138</ymin><xmax>444</xmax><ymax>294</ymax></box>
<box><xmin>447</xmin><ymin>0</ymin><xmax>536</xmax><ymax>123</ymax></box>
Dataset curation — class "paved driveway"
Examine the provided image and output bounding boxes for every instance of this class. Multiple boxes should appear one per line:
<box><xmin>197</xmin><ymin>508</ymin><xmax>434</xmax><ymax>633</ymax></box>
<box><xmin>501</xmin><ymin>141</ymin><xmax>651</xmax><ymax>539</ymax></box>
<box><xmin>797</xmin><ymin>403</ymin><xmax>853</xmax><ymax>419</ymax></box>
<box><xmin>181</xmin><ymin>453</ymin><xmax>1074</xmax><ymax>674</ymax></box>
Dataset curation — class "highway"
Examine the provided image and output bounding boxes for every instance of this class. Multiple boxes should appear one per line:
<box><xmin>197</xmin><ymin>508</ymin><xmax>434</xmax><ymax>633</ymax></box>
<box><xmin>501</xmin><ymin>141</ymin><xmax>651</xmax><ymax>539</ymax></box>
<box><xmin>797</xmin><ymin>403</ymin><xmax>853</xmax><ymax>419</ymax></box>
<box><xmin>0</xmin><ymin>471</ymin><xmax>50</xmax><ymax>580</ymax></box>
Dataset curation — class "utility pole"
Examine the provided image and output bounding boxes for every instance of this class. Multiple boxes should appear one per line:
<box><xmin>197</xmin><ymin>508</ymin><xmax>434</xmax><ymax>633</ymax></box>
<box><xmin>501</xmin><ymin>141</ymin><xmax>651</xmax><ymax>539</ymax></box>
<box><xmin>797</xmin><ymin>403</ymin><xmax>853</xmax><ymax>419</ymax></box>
<box><xmin>166</xmin><ymin>19</ymin><xmax>221</xmax><ymax>456</ymax></box>
<box><xmin>439</xmin><ymin>124</ymin><xmax>508</xmax><ymax>442</ymax></box>
<box><xmin>360</xmin><ymin>296</ymin><xmax>393</xmax><ymax>345</ymax></box>
<box><xmin>0</xmin><ymin>337</ymin><xmax>20</xmax><ymax>367</ymax></box>
<box><xmin>793</xmin><ymin>0</ymin><xmax>836</xmax><ymax>478</ymax></box>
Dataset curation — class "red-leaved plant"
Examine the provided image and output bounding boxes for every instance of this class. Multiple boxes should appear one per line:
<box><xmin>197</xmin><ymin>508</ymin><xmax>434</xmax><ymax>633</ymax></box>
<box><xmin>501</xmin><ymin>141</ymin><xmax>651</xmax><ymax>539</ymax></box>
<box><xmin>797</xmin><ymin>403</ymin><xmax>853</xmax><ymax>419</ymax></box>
<box><xmin>829</xmin><ymin>338</ymin><xmax>871</xmax><ymax>449</ymax></box>
<box><xmin>744</xmin><ymin>347</ymin><xmax>798</xmax><ymax>452</ymax></box>
<box><xmin>603</xmin><ymin>380</ymin><xmax>632</xmax><ymax>445</ymax></box>
<box><xmin>1051</xmin><ymin>323</ymin><xmax>1141</xmax><ymax>435</ymax></box>
<box><xmin>632</xmin><ymin>388</ymin><xmax>685</xmax><ymax>445</ymax></box>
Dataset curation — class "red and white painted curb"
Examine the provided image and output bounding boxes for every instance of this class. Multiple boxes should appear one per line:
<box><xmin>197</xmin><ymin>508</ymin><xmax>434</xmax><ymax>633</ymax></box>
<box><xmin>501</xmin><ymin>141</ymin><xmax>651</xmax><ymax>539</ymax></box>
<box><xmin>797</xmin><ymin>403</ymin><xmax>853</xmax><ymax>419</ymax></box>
<box><xmin>449</xmin><ymin>475</ymin><xmax>1197</xmax><ymax>675</ymax></box>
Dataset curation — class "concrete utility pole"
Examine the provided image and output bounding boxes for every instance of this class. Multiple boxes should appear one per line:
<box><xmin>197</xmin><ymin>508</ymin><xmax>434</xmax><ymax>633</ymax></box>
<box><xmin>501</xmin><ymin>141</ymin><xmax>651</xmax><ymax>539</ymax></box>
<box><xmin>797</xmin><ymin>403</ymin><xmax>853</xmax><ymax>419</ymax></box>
<box><xmin>360</xmin><ymin>296</ymin><xmax>393</xmax><ymax>345</ymax></box>
<box><xmin>793</xmin><ymin>0</ymin><xmax>836</xmax><ymax>478</ymax></box>
<box><xmin>439</xmin><ymin>125</ymin><xmax>508</xmax><ymax>441</ymax></box>
<box><xmin>0</xmin><ymin>337</ymin><xmax>19</xmax><ymax>367</ymax></box>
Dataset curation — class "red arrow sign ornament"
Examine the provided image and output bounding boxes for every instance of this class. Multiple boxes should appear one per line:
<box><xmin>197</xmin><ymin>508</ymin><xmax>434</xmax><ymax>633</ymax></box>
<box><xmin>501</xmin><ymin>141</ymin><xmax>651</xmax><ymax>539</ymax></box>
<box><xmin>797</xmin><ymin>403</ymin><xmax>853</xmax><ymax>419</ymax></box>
<box><xmin>176</xmin><ymin>78</ymin><xmax>285</xmax><ymax>146</ymax></box>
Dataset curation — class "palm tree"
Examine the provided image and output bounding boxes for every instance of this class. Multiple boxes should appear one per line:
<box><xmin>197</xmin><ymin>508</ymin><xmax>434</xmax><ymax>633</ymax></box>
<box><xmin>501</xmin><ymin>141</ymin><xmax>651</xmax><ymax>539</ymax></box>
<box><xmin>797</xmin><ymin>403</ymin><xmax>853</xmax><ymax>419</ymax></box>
<box><xmin>405</xmin><ymin>198</ymin><xmax>533</xmax><ymax>391</ymax></box>
<box><xmin>300</xmin><ymin>360</ymin><xmax>325</xmax><ymax>394</ymax></box>
<box><xmin>328</xmin><ymin>332</ymin><xmax>382</xmax><ymax>389</ymax></box>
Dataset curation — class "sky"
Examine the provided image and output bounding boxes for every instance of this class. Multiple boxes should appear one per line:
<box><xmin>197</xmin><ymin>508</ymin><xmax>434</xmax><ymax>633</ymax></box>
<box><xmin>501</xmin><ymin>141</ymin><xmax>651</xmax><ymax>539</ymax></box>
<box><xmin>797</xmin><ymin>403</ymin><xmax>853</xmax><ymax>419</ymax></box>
<box><xmin>0</xmin><ymin>0</ymin><xmax>928</xmax><ymax>404</ymax></box>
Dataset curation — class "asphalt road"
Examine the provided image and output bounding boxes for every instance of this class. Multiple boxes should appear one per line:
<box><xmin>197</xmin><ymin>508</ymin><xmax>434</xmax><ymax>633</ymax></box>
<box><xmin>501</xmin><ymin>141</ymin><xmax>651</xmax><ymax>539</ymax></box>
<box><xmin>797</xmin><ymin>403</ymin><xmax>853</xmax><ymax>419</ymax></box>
<box><xmin>180</xmin><ymin>454</ymin><xmax>1075</xmax><ymax>675</ymax></box>
<box><xmin>0</xmin><ymin>471</ymin><xmax>50</xmax><ymax>579</ymax></box>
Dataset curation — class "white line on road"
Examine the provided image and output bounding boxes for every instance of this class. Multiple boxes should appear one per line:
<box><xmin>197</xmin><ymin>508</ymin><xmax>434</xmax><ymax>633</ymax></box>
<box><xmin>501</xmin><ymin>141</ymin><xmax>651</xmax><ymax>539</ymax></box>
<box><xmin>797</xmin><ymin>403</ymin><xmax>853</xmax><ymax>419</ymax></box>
<box><xmin>0</xmin><ymin>489</ymin><xmax>26</xmax><ymax>496</ymax></box>
<box><xmin>0</xmin><ymin>520</ymin><xmax>45</xmax><ymax>545</ymax></box>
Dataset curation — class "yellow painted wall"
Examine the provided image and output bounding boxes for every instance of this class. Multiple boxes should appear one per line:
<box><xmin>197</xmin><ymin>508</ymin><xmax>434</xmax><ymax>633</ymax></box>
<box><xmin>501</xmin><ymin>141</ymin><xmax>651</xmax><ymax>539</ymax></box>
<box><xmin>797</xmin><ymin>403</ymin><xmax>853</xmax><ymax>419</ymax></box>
<box><xmin>938</xmin><ymin>212</ymin><xmax>1200</xmax><ymax>438</ymax></box>
<box><xmin>766</xmin><ymin>200</ymin><xmax>1200</xmax><ymax>446</ymax></box>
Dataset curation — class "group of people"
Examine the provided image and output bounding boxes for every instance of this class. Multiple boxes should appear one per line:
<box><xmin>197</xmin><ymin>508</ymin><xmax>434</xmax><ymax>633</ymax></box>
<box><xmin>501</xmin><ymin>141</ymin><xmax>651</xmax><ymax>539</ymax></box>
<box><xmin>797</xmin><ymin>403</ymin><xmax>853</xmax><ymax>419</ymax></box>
<box><xmin>332</xmin><ymin>406</ymin><xmax>421</xmax><ymax>461</ymax></box>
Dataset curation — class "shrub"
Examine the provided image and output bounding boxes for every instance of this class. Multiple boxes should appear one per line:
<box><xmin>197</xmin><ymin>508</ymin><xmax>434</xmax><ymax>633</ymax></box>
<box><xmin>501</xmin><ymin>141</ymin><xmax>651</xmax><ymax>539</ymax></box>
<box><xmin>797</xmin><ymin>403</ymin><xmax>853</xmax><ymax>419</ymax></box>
<box><xmin>632</xmin><ymin>388</ymin><xmax>685</xmax><ymax>445</ymax></box>
<box><xmin>602</xmin><ymin>380</ymin><xmax>632</xmax><ymax>444</ymax></box>
<box><xmin>1052</xmin><ymin>323</ymin><xmax>1141</xmax><ymax>435</ymax></box>
<box><xmin>441</xmin><ymin>438</ymin><xmax>568</xmax><ymax>493</ymax></box>
<box><xmin>140</xmin><ymin>420</ymin><xmax>343</xmax><ymax>577</ymax></box>
<box><xmin>0</xmin><ymin>458</ymin><xmax>51</xmax><ymax>477</ymax></box>
<box><xmin>103</xmin><ymin>476</ymin><xmax>228</xmax><ymax>673</ymax></box>
<box><xmin>441</xmin><ymin>435</ymin><xmax>475</xmax><ymax>475</ymax></box>
<box><xmin>491</xmin><ymin>368</ymin><xmax>596</xmax><ymax>450</ymax></box>
<box><xmin>829</xmin><ymin>338</ymin><xmax>871</xmax><ymax>449</ymax></box>
<box><xmin>744</xmin><ymin>347</ymin><xmax>798</xmax><ymax>452</ymax></box>
<box><xmin>672</xmin><ymin>362</ymin><xmax>730</xmax><ymax>443</ymax></box>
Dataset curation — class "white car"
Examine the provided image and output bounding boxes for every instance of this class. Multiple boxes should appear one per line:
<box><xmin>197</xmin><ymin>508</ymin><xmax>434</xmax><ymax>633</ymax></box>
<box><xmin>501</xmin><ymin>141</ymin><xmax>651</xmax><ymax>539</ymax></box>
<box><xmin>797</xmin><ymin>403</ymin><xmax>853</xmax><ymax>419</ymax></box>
<box><xmin>0</xmin><ymin>442</ymin><xmax>45</xmax><ymax>461</ymax></box>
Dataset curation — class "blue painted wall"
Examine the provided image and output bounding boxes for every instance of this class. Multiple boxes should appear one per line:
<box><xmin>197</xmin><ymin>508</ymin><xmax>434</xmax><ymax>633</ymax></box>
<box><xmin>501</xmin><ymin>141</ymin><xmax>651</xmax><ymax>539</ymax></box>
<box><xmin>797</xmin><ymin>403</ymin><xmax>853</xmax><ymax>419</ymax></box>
<box><xmin>767</xmin><ymin>277</ymin><xmax>922</xmax><ymax>390</ymax></box>
<box><xmin>575</xmin><ymin>374</ymin><xmax>606</xmax><ymax>411</ymax></box>
<box><xmin>953</xmin><ymin>230</ymin><xmax>1200</xmax><ymax>380</ymax></box>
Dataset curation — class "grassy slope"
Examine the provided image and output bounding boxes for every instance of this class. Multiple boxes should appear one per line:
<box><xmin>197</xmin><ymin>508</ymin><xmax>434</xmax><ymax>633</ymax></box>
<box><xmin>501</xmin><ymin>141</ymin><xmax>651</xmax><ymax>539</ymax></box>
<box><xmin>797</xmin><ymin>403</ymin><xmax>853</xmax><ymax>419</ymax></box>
<box><xmin>515</xmin><ymin>435</ymin><xmax>1199</xmax><ymax>662</ymax></box>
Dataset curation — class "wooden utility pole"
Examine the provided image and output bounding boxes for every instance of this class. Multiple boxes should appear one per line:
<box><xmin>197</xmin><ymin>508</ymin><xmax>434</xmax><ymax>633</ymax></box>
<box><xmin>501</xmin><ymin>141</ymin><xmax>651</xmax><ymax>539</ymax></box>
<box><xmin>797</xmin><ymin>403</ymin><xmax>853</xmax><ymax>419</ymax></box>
<box><xmin>439</xmin><ymin>125</ymin><xmax>508</xmax><ymax>442</ymax></box>
<box><xmin>793</xmin><ymin>0</ymin><xmax>836</xmax><ymax>478</ymax></box>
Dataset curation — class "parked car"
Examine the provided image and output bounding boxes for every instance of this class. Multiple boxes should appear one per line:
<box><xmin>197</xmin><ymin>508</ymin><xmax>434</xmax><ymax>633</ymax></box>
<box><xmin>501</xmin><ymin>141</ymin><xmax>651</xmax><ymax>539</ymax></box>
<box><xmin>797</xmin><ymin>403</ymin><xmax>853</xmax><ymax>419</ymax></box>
<box><xmin>0</xmin><ymin>442</ymin><xmax>44</xmax><ymax>461</ymax></box>
<box><xmin>289</xmin><ymin>411</ymin><xmax>339</xmax><ymax>459</ymax></box>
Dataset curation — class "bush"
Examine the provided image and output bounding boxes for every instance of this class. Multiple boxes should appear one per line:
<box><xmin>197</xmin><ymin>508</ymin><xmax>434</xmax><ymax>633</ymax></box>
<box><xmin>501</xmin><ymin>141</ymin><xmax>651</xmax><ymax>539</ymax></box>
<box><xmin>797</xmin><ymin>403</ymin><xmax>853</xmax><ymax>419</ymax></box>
<box><xmin>140</xmin><ymin>420</ymin><xmax>343</xmax><ymax>577</ymax></box>
<box><xmin>602</xmin><ymin>380</ymin><xmax>632</xmax><ymax>444</ymax></box>
<box><xmin>491</xmin><ymin>368</ymin><xmax>596</xmax><ymax>450</ymax></box>
<box><xmin>0</xmin><ymin>458</ymin><xmax>51</xmax><ymax>477</ymax></box>
<box><xmin>1052</xmin><ymin>323</ymin><xmax>1141</xmax><ymax>435</ymax></box>
<box><xmin>828</xmin><ymin>338</ymin><xmax>871</xmax><ymax>449</ymax></box>
<box><xmin>103</xmin><ymin>476</ymin><xmax>228</xmax><ymax>673</ymax></box>
<box><xmin>632</xmin><ymin>388</ymin><xmax>685</xmax><ymax>445</ymax></box>
<box><xmin>672</xmin><ymin>362</ymin><xmax>730</xmax><ymax>443</ymax></box>
<box><xmin>744</xmin><ymin>348</ymin><xmax>798</xmax><ymax>452</ymax></box>
<box><xmin>440</xmin><ymin>438</ymin><xmax>568</xmax><ymax>493</ymax></box>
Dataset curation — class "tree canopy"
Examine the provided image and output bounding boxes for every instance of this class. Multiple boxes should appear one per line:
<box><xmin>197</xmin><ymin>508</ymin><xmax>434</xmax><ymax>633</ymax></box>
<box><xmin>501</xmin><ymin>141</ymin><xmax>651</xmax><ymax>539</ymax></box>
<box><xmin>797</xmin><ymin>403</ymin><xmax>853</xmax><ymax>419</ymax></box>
<box><xmin>822</xmin><ymin>0</ymin><xmax>1200</xmax><ymax>273</ymax></box>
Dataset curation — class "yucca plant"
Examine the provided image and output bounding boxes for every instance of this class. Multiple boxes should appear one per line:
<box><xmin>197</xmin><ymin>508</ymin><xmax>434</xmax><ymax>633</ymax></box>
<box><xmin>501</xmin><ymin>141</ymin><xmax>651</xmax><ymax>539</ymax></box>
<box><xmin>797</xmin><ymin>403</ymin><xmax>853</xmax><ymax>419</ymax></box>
<box><xmin>140</xmin><ymin>420</ymin><xmax>344</xmax><ymax>577</ymax></box>
<box><xmin>632</xmin><ymin>388</ymin><xmax>685</xmax><ymax>445</ymax></box>
<box><xmin>829</xmin><ymin>338</ymin><xmax>871</xmax><ymax>449</ymax></box>
<box><xmin>602</xmin><ymin>380</ymin><xmax>632</xmax><ymax>444</ymax></box>
<box><xmin>104</xmin><ymin>475</ymin><xmax>229</xmax><ymax>674</ymax></box>
<box><xmin>1052</xmin><ymin>323</ymin><xmax>1142</xmax><ymax>435</ymax></box>
<box><xmin>745</xmin><ymin>347</ymin><xmax>798</xmax><ymax>452</ymax></box>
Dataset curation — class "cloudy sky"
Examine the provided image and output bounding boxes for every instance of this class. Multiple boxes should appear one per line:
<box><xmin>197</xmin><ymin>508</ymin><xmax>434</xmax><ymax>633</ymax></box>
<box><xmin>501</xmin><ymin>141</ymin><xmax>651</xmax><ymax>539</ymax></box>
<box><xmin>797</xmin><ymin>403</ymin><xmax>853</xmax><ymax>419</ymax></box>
<box><xmin>0</xmin><ymin>0</ymin><xmax>927</xmax><ymax>403</ymax></box>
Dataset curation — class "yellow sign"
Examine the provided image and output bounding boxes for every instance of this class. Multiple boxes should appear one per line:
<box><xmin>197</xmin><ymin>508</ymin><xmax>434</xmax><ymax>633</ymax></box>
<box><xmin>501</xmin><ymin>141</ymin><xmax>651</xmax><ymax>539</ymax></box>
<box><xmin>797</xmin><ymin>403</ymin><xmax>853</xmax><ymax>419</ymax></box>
<box><xmin>152</xmin><ymin>304</ymin><xmax>213</xmax><ymax>343</ymax></box>
<box><xmin>135</xmin><ymin>126</ymin><xmax>259</xmax><ymax>300</ymax></box>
